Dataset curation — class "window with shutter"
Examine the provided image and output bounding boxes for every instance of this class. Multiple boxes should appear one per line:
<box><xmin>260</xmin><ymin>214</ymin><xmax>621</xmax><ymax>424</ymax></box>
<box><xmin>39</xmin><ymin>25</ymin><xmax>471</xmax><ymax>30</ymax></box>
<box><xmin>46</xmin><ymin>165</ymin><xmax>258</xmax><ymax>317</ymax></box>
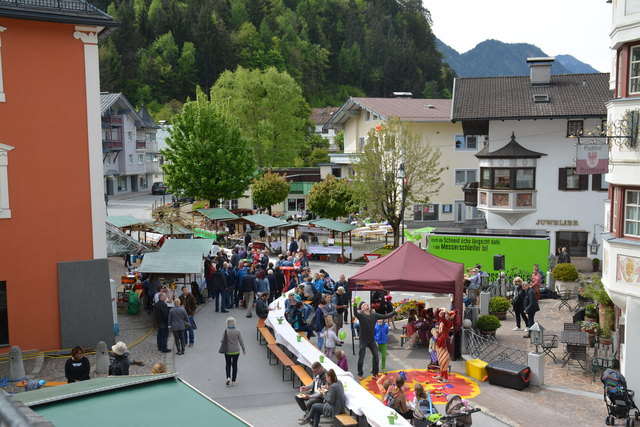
<box><xmin>558</xmin><ymin>168</ymin><xmax>567</xmax><ymax>190</ymax></box>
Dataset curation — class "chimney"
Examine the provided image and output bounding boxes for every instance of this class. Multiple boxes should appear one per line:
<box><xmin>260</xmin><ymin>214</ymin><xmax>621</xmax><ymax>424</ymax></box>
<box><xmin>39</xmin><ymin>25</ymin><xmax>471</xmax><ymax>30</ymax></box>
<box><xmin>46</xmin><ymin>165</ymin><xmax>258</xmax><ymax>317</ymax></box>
<box><xmin>527</xmin><ymin>57</ymin><xmax>555</xmax><ymax>85</ymax></box>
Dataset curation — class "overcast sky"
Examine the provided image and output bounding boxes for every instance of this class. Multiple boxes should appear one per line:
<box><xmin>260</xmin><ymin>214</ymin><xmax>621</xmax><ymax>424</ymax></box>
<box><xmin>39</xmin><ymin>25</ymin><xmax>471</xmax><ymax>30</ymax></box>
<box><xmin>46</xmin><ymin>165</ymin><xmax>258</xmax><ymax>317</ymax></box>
<box><xmin>423</xmin><ymin>0</ymin><xmax>613</xmax><ymax>73</ymax></box>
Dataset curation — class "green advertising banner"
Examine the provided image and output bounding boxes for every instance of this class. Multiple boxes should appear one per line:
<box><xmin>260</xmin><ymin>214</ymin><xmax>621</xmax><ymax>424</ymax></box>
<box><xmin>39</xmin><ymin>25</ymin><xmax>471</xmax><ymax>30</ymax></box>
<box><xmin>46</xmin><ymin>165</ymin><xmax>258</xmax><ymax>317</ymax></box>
<box><xmin>428</xmin><ymin>234</ymin><xmax>550</xmax><ymax>273</ymax></box>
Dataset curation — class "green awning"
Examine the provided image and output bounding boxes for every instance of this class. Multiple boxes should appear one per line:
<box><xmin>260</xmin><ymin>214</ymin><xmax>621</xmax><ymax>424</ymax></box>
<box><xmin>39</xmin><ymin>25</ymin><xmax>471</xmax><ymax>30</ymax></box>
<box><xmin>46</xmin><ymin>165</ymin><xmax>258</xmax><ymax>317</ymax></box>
<box><xmin>309</xmin><ymin>219</ymin><xmax>357</xmax><ymax>234</ymax></box>
<box><xmin>138</xmin><ymin>251</ymin><xmax>203</xmax><ymax>274</ymax></box>
<box><xmin>194</xmin><ymin>228</ymin><xmax>218</xmax><ymax>239</ymax></box>
<box><xmin>106</xmin><ymin>215</ymin><xmax>145</xmax><ymax>228</ymax></box>
<box><xmin>414</xmin><ymin>226</ymin><xmax>436</xmax><ymax>234</ymax></box>
<box><xmin>241</xmin><ymin>214</ymin><xmax>288</xmax><ymax>229</ymax></box>
<box><xmin>148</xmin><ymin>223</ymin><xmax>193</xmax><ymax>235</ymax></box>
<box><xmin>197</xmin><ymin>208</ymin><xmax>239</xmax><ymax>221</ymax></box>
<box><xmin>289</xmin><ymin>182</ymin><xmax>314</xmax><ymax>194</ymax></box>
<box><xmin>14</xmin><ymin>374</ymin><xmax>249</xmax><ymax>426</ymax></box>
<box><xmin>159</xmin><ymin>238</ymin><xmax>214</xmax><ymax>256</ymax></box>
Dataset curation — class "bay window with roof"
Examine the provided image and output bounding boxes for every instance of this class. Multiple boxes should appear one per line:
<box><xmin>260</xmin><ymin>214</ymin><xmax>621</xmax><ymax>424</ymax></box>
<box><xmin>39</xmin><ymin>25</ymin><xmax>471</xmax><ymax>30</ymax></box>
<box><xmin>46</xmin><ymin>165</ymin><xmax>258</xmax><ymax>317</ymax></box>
<box><xmin>609</xmin><ymin>186</ymin><xmax>640</xmax><ymax>240</ymax></box>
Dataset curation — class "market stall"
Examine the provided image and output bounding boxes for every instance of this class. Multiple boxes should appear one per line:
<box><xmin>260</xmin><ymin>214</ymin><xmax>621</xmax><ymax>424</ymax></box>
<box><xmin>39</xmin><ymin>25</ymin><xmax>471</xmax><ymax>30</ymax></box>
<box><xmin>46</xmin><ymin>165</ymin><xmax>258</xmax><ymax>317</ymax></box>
<box><xmin>194</xmin><ymin>208</ymin><xmax>239</xmax><ymax>243</ymax></box>
<box><xmin>159</xmin><ymin>238</ymin><xmax>214</xmax><ymax>257</ymax></box>
<box><xmin>280</xmin><ymin>218</ymin><xmax>356</xmax><ymax>262</ymax></box>
<box><xmin>146</xmin><ymin>223</ymin><xmax>193</xmax><ymax>239</ymax></box>
<box><xmin>230</xmin><ymin>214</ymin><xmax>288</xmax><ymax>251</ymax></box>
<box><xmin>138</xmin><ymin>251</ymin><xmax>205</xmax><ymax>300</ymax></box>
<box><xmin>348</xmin><ymin>242</ymin><xmax>464</xmax><ymax>356</ymax></box>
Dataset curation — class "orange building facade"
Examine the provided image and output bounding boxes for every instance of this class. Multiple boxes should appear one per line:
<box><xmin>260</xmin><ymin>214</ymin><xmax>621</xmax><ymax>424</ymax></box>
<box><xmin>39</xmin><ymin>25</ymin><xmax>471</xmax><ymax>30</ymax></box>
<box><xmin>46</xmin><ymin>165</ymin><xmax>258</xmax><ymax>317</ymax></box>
<box><xmin>0</xmin><ymin>3</ymin><xmax>115</xmax><ymax>351</ymax></box>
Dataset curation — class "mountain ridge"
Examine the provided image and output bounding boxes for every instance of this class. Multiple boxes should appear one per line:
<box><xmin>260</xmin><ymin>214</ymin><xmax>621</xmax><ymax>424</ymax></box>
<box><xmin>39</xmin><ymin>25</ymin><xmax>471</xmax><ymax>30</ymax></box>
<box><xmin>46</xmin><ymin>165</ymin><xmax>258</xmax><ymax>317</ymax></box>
<box><xmin>437</xmin><ymin>39</ymin><xmax>600</xmax><ymax>77</ymax></box>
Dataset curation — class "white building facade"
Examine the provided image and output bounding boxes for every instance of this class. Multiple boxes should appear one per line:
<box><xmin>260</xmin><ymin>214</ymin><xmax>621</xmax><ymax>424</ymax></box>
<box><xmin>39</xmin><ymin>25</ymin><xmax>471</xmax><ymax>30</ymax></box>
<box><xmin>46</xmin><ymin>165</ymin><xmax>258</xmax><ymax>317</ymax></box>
<box><xmin>602</xmin><ymin>0</ymin><xmax>640</xmax><ymax>392</ymax></box>
<box><xmin>452</xmin><ymin>60</ymin><xmax>611</xmax><ymax>270</ymax></box>
<box><xmin>323</xmin><ymin>97</ymin><xmax>485</xmax><ymax>227</ymax></box>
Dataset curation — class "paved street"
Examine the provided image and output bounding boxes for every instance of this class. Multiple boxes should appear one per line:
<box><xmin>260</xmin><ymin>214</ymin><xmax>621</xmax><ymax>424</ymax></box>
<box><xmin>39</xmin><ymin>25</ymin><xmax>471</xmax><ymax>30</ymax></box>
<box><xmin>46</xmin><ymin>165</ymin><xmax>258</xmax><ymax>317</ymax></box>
<box><xmin>105</xmin><ymin>191</ymin><xmax>167</xmax><ymax>221</ymax></box>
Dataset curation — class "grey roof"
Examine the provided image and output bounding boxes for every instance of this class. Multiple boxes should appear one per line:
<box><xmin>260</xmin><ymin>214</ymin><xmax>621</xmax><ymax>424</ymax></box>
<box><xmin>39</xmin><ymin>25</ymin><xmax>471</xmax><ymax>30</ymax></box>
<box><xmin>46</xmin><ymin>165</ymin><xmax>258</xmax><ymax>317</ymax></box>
<box><xmin>325</xmin><ymin>97</ymin><xmax>452</xmax><ymax>129</ymax></box>
<box><xmin>452</xmin><ymin>73</ymin><xmax>611</xmax><ymax>121</ymax></box>
<box><xmin>138</xmin><ymin>106</ymin><xmax>160</xmax><ymax>129</ymax></box>
<box><xmin>476</xmin><ymin>133</ymin><xmax>546</xmax><ymax>159</ymax></box>
<box><xmin>0</xmin><ymin>0</ymin><xmax>117</xmax><ymax>30</ymax></box>
<box><xmin>310</xmin><ymin>107</ymin><xmax>339</xmax><ymax>126</ymax></box>
<box><xmin>100</xmin><ymin>93</ymin><xmax>143</xmax><ymax>123</ymax></box>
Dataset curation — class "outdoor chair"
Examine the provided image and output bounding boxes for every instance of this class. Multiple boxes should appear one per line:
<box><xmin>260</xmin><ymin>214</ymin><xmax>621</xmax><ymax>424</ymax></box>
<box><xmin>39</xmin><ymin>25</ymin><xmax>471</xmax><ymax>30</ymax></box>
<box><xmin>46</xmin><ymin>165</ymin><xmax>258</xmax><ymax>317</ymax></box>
<box><xmin>541</xmin><ymin>334</ymin><xmax>559</xmax><ymax>363</ymax></box>
<box><xmin>591</xmin><ymin>341</ymin><xmax>617</xmax><ymax>382</ymax></box>
<box><xmin>565</xmin><ymin>344</ymin><xmax>588</xmax><ymax>373</ymax></box>
<box><xmin>558</xmin><ymin>290</ymin><xmax>575</xmax><ymax>311</ymax></box>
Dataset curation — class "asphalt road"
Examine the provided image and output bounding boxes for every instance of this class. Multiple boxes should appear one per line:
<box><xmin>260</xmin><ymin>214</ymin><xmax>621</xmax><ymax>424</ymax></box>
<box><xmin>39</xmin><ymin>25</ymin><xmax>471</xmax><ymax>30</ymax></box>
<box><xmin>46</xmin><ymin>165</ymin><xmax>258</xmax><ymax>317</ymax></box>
<box><xmin>105</xmin><ymin>192</ymin><xmax>168</xmax><ymax>221</ymax></box>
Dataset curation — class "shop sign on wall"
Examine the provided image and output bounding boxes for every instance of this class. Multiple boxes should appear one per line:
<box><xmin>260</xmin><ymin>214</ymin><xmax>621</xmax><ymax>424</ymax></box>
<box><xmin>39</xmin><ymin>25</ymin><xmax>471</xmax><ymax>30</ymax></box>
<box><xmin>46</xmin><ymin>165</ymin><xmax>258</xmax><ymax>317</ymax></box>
<box><xmin>576</xmin><ymin>143</ymin><xmax>608</xmax><ymax>174</ymax></box>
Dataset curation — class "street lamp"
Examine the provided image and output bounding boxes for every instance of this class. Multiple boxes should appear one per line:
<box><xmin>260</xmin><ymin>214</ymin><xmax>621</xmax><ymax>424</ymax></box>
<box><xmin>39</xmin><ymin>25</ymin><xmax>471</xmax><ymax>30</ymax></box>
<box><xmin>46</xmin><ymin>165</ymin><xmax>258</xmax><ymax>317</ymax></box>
<box><xmin>398</xmin><ymin>163</ymin><xmax>406</xmax><ymax>244</ymax></box>
<box><xmin>589</xmin><ymin>224</ymin><xmax>604</xmax><ymax>256</ymax></box>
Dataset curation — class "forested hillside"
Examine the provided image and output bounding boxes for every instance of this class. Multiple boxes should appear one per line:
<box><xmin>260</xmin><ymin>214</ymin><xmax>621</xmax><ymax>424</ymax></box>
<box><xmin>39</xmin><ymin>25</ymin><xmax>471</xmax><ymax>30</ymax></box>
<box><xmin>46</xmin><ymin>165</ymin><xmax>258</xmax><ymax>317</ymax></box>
<box><xmin>94</xmin><ymin>0</ymin><xmax>454</xmax><ymax>118</ymax></box>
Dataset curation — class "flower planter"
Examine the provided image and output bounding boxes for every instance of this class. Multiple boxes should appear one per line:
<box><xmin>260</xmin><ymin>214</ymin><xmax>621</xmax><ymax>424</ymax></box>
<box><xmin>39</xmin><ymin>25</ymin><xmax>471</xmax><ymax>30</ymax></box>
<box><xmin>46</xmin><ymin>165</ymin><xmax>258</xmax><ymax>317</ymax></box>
<box><xmin>490</xmin><ymin>311</ymin><xmax>507</xmax><ymax>321</ymax></box>
<box><xmin>387</xmin><ymin>415</ymin><xmax>396</xmax><ymax>425</ymax></box>
<box><xmin>599</xmin><ymin>337</ymin><xmax>613</xmax><ymax>346</ymax></box>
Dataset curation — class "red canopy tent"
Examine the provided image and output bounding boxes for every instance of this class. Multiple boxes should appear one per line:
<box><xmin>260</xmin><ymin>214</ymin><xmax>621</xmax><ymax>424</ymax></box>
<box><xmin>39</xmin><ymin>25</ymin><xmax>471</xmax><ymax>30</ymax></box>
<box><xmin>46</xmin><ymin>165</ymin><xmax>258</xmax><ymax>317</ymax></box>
<box><xmin>347</xmin><ymin>242</ymin><xmax>464</xmax><ymax>330</ymax></box>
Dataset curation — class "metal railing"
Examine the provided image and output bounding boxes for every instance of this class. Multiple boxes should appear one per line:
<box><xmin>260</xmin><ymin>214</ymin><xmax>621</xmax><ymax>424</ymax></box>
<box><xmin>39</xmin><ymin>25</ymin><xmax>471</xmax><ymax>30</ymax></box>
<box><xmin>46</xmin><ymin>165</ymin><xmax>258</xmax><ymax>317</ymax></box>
<box><xmin>465</xmin><ymin>328</ymin><xmax>528</xmax><ymax>366</ymax></box>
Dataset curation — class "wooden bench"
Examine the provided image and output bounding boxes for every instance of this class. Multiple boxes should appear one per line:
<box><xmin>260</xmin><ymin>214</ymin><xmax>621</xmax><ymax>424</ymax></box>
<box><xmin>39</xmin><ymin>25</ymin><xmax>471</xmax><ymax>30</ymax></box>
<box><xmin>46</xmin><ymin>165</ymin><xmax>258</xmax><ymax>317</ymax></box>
<box><xmin>335</xmin><ymin>413</ymin><xmax>358</xmax><ymax>426</ymax></box>
<box><xmin>259</xmin><ymin>327</ymin><xmax>276</xmax><ymax>346</ymax></box>
<box><xmin>267</xmin><ymin>344</ymin><xmax>295</xmax><ymax>381</ymax></box>
<box><xmin>256</xmin><ymin>317</ymin><xmax>266</xmax><ymax>340</ymax></box>
<box><xmin>291</xmin><ymin>365</ymin><xmax>313</xmax><ymax>389</ymax></box>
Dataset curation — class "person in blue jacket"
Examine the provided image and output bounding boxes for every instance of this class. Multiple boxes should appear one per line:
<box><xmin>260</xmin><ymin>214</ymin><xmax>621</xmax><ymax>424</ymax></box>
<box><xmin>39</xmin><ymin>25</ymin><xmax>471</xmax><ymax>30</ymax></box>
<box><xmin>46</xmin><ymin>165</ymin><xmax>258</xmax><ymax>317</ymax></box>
<box><xmin>374</xmin><ymin>319</ymin><xmax>390</xmax><ymax>373</ymax></box>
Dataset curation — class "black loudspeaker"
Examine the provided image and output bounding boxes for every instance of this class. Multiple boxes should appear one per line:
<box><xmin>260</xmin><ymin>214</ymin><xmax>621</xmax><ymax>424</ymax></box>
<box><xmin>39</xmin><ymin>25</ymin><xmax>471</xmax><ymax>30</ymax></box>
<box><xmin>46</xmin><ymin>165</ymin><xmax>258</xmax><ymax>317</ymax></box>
<box><xmin>493</xmin><ymin>254</ymin><xmax>505</xmax><ymax>271</ymax></box>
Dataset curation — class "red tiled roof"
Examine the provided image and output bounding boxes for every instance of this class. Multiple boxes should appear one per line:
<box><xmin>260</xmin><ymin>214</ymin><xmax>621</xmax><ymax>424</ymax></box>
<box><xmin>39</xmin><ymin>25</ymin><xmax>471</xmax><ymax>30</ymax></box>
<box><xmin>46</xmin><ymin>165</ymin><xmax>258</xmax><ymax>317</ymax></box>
<box><xmin>310</xmin><ymin>107</ymin><xmax>340</xmax><ymax>125</ymax></box>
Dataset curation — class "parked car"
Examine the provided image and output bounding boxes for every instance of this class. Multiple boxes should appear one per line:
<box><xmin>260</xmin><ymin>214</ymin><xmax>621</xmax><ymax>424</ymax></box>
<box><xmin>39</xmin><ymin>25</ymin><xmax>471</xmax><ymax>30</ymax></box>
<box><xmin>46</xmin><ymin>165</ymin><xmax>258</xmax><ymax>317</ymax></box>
<box><xmin>172</xmin><ymin>190</ymin><xmax>195</xmax><ymax>204</ymax></box>
<box><xmin>151</xmin><ymin>182</ymin><xmax>167</xmax><ymax>195</ymax></box>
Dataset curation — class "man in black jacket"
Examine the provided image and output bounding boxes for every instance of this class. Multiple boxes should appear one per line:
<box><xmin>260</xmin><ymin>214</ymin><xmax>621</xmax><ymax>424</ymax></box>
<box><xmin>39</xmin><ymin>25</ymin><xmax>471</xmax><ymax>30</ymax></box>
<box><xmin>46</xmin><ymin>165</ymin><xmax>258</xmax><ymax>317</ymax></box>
<box><xmin>354</xmin><ymin>300</ymin><xmax>396</xmax><ymax>379</ymax></box>
<box><xmin>155</xmin><ymin>293</ymin><xmax>170</xmax><ymax>352</ymax></box>
<box><xmin>522</xmin><ymin>282</ymin><xmax>540</xmax><ymax>338</ymax></box>
<box><xmin>256</xmin><ymin>292</ymin><xmax>274</xmax><ymax>319</ymax></box>
<box><xmin>211</xmin><ymin>265</ymin><xmax>228</xmax><ymax>313</ymax></box>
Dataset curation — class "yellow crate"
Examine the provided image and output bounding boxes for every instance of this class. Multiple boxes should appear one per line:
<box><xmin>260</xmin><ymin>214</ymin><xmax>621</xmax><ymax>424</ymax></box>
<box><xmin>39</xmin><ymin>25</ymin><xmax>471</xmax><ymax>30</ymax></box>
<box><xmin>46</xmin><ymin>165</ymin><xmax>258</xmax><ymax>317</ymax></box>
<box><xmin>466</xmin><ymin>358</ymin><xmax>488</xmax><ymax>381</ymax></box>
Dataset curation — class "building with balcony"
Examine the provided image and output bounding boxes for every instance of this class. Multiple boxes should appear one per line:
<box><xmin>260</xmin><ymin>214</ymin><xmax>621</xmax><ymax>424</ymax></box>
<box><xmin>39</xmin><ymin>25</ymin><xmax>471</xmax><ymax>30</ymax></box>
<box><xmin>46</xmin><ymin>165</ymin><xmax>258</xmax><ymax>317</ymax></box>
<box><xmin>101</xmin><ymin>93</ymin><xmax>160</xmax><ymax>195</ymax></box>
<box><xmin>322</xmin><ymin>96</ymin><xmax>485</xmax><ymax>227</ymax></box>
<box><xmin>601</xmin><ymin>0</ymin><xmax>640</xmax><ymax>393</ymax></box>
<box><xmin>452</xmin><ymin>58</ymin><xmax>611</xmax><ymax>265</ymax></box>
<box><xmin>310</xmin><ymin>107</ymin><xmax>339</xmax><ymax>151</ymax></box>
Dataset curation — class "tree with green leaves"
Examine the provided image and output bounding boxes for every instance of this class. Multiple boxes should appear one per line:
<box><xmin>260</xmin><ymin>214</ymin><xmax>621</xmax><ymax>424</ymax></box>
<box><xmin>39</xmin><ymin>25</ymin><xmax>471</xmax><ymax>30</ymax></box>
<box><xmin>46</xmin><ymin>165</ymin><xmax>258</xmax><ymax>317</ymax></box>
<box><xmin>353</xmin><ymin>118</ymin><xmax>444</xmax><ymax>247</ymax></box>
<box><xmin>162</xmin><ymin>87</ymin><xmax>256</xmax><ymax>207</ymax></box>
<box><xmin>210</xmin><ymin>66</ymin><xmax>311</xmax><ymax>168</ymax></box>
<box><xmin>307</xmin><ymin>174</ymin><xmax>356</xmax><ymax>219</ymax></box>
<box><xmin>251</xmin><ymin>171</ymin><xmax>290</xmax><ymax>214</ymax></box>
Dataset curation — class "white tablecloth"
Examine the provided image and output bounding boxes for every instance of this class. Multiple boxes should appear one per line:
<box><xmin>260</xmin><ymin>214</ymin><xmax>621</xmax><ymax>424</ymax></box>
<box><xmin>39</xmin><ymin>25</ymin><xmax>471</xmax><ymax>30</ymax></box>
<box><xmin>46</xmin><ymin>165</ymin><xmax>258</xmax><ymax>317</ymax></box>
<box><xmin>307</xmin><ymin>245</ymin><xmax>353</xmax><ymax>255</ymax></box>
<box><xmin>266</xmin><ymin>295</ymin><xmax>411</xmax><ymax>427</ymax></box>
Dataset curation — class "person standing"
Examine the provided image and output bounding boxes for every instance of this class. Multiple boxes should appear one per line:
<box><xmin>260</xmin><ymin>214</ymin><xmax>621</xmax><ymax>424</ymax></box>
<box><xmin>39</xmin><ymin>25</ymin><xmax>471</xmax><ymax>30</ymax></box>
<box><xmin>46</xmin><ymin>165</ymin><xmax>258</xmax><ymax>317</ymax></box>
<box><xmin>242</xmin><ymin>268</ymin><xmax>257</xmax><ymax>318</ymax></box>
<box><xmin>522</xmin><ymin>282</ymin><xmax>540</xmax><ymax>338</ymax></box>
<box><xmin>225</xmin><ymin>263</ymin><xmax>237</xmax><ymax>309</ymax></box>
<box><xmin>353</xmin><ymin>300</ymin><xmax>397</xmax><ymax>380</ymax></box>
<box><xmin>64</xmin><ymin>346</ymin><xmax>90</xmax><ymax>383</ymax></box>
<box><xmin>244</xmin><ymin>230</ymin><xmax>252</xmax><ymax>250</ymax></box>
<box><xmin>212</xmin><ymin>264</ymin><xmax>229</xmax><ymax>313</ymax></box>
<box><xmin>530</xmin><ymin>264</ymin><xmax>543</xmax><ymax>300</ymax></box>
<box><xmin>333</xmin><ymin>287</ymin><xmax>349</xmax><ymax>331</ymax></box>
<box><xmin>557</xmin><ymin>247</ymin><xmax>571</xmax><ymax>264</ymax></box>
<box><xmin>155</xmin><ymin>292</ymin><xmax>171</xmax><ymax>353</ymax></box>
<box><xmin>374</xmin><ymin>319</ymin><xmax>390</xmax><ymax>373</ymax></box>
<box><xmin>168</xmin><ymin>298</ymin><xmax>189</xmax><ymax>355</ymax></box>
<box><xmin>108</xmin><ymin>341</ymin><xmax>130</xmax><ymax>376</ymax></box>
<box><xmin>288</xmin><ymin>237</ymin><xmax>299</xmax><ymax>254</ymax></box>
<box><xmin>179</xmin><ymin>285</ymin><xmax>197</xmax><ymax>347</ymax></box>
<box><xmin>220</xmin><ymin>317</ymin><xmax>246</xmax><ymax>386</ymax></box>
<box><xmin>511</xmin><ymin>277</ymin><xmax>528</xmax><ymax>332</ymax></box>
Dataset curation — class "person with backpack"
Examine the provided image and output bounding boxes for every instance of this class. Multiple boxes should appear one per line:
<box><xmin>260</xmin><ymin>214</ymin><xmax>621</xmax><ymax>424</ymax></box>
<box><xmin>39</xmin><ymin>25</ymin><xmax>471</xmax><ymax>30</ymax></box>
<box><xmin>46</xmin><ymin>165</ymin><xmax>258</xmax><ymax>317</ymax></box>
<box><xmin>385</xmin><ymin>375</ymin><xmax>412</xmax><ymax>419</ymax></box>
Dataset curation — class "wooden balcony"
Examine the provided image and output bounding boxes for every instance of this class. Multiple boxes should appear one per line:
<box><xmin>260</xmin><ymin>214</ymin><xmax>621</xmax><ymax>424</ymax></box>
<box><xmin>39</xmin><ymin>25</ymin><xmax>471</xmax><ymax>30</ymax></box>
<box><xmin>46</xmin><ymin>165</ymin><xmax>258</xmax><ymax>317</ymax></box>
<box><xmin>102</xmin><ymin>140</ymin><xmax>123</xmax><ymax>152</ymax></box>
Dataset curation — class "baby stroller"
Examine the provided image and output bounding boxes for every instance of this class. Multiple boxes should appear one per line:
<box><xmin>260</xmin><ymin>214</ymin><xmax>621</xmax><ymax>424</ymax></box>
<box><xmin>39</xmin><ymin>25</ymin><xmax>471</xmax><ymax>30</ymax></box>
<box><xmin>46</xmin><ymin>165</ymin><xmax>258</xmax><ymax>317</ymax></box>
<box><xmin>413</xmin><ymin>393</ymin><xmax>479</xmax><ymax>427</ymax></box>
<box><xmin>602</xmin><ymin>369</ymin><xmax>640</xmax><ymax>426</ymax></box>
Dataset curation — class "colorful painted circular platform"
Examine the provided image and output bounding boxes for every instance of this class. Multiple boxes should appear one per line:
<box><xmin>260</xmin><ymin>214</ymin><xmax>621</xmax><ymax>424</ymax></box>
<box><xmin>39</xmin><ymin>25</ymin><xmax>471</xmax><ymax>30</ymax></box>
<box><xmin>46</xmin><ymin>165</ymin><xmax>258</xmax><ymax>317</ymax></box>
<box><xmin>360</xmin><ymin>369</ymin><xmax>481</xmax><ymax>404</ymax></box>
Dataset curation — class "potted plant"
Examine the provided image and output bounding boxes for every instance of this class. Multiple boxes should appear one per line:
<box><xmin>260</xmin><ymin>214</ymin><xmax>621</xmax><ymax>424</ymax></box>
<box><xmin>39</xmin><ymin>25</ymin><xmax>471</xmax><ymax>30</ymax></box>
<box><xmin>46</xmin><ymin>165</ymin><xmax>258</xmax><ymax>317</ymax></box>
<box><xmin>489</xmin><ymin>296</ymin><xmax>510</xmax><ymax>320</ymax></box>
<box><xmin>580</xmin><ymin>321</ymin><xmax>599</xmax><ymax>347</ymax></box>
<box><xmin>584</xmin><ymin>304</ymin><xmax>598</xmax><ymax>322</ymax></box>
<box><xmin>551</xmin><ymin>263</ymin><xmax>579</xmax><ymax>293</ymax></box>
<box><xmin>592</xmin><ymin>257</ymin><xmax>601</xmax><ymax>272</ymax></box>
<box><xmin>581</xmin><ymin>275</ymin><xmax>614</xmax><ymax>331</ymax></box>
<box><xmin>599</xmin><ymin>327</ymin><xmax>613</xmax><ymax>346</ymax></box>
<box><xmin>476</xmin><ymin>314</ymin><xmax>501</xmax><ymax>338</ymax></box>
